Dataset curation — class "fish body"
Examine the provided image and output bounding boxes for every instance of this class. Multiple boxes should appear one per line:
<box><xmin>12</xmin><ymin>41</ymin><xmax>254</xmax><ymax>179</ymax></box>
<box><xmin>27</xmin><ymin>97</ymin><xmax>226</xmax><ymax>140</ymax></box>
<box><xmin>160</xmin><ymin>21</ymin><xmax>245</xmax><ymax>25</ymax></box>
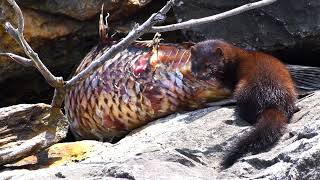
<box><xmin>64</xmin><ymin>42</ymin><xmax>232</xmax><ymax>140</ymax></box>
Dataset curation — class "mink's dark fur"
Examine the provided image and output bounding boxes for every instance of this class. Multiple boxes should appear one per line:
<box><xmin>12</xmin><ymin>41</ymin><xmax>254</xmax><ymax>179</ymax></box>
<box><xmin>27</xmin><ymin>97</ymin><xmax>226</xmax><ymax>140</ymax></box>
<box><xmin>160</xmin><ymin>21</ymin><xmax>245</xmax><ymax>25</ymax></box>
<box><xmin>190</xmin><ymin>40</ymin><xmax>297</xmax><ymax>168</ymax></box>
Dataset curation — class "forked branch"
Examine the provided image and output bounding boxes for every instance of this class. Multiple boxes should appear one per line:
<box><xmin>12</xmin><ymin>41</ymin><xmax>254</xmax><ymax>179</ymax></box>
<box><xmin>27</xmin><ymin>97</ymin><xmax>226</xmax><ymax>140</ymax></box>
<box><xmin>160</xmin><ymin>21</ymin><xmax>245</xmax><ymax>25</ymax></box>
<box><xmin>1</xmin><ymin>0</ymin><xmax>278</xmax><ymax>103</ymax></box>
<box><xmin>0</xmin><ymin>52</ymin><xmax>33</xmax><ymax>67</ymax></box>
<box><xmin>150</xmin><ymin>0</ymin><xmax>277</xmax><ymax>32</ymax></box>
<box><xmin>65</xmin><ymin>0</ymin><xmax>175</xmax><ymax>89</ymax></box>
<box><xmin>2</xmin><ymin>0</ymin><xmax>64</xmax><ymax>88</ymax></box>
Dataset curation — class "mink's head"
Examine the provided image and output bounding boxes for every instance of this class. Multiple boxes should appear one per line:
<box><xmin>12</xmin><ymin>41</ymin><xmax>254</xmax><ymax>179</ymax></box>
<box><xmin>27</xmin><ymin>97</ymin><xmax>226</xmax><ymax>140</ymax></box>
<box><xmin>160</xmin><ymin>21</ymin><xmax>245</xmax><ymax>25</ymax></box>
<box><xmin>190</xmin><ymin>40</ymin><xmax>229</xmax><ymax>80</ymax></box>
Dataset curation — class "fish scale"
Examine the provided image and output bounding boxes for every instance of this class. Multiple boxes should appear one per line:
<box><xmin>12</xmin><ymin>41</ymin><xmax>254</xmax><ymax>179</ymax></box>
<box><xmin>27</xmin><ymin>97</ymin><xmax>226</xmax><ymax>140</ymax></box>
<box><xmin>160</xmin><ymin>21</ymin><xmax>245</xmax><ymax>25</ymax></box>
<box><xmin>65</xmin><ymin>42</ymin><xmax>232</xmax><ymax>141</ymax></box>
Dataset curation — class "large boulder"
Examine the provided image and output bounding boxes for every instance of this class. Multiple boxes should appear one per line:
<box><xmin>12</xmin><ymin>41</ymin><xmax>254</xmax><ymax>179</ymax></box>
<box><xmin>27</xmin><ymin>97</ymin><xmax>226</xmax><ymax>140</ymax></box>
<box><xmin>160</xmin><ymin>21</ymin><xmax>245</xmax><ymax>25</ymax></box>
<box><xmin>1</xmin><ymin>91</ymin><xmax>319</xmax><ymax>179</ymax></box>
<box><xmin>0</xmin><ymin>0</ymin><xmax>153</xmax><ymax>107</ymax></box>
<box><xmin>0</xmin><ymin>1</ymin><xmax>89</xmax><ymax>82</ymax></box>
<box><xmin>16</xmin><ymin>0</ymin><xmax>152</xmax><ymax>21</ymax></box>
<box><xmin>0</xmin><ymin>103</ymin><xmax>68</xmax><ymax>166</ymax></box>
<box><xmin>173</xmin><ymin>0</ymin><xmax>320</xmax><ymax>65</ymax></box>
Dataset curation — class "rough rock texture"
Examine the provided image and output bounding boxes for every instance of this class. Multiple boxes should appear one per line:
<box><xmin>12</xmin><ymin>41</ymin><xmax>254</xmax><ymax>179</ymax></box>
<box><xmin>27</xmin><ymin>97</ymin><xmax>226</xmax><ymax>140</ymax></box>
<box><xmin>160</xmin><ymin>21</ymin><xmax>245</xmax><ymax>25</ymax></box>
<box><xmin>0</xmin><ymin>0</ymin><xmax>149</xmax><ymax>82</ymax></box>
<box><xmin>16</xmin><ymin>0</ymin><xmax>152</xmax><ymax>21</ymax></box>
<box><xmin>0</xmin><ymin>0</ymin><xmax>99</xmax><ymax>80</ymax></box>
<box><xmin>7</xmin><ymin>141</ymin><xmax>102</xmax><ymax>169</ymax></box>
<box><xmin>0</xmin><ymin>0</ymin><xmax>154</xmax><ymax>107</ymax></box>
<box><xmin>0</xmin><ymin>103</ymin><xmax>69</xmax><ymax>166</ymax></box>
<box><xmin>1</xmin><ymin>91</ymin><xmax>319</xmax><ymax>179</ymax></box>
<box><xmin>173</xmin><ymin>0</ymin><xmax>320</xmax><ymax>65</ymax></box>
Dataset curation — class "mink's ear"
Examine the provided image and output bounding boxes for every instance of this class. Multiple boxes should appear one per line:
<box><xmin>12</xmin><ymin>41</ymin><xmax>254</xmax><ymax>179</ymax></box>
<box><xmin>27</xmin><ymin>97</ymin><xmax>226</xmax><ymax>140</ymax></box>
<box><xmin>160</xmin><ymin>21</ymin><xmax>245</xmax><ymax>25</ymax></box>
<box><xmin>214</xmin><ymin>47</ymin><xmax>224</xmax><ymax>57</ymax></box>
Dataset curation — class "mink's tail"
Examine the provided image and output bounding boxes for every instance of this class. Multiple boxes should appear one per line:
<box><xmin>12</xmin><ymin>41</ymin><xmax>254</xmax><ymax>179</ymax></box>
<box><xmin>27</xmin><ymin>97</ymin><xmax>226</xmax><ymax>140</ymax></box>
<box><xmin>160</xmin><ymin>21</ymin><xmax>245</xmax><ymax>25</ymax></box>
<box><xmin>221</xmin><ymin>108</ymin><xmax>287</xmax><ymax>169</ymax></box>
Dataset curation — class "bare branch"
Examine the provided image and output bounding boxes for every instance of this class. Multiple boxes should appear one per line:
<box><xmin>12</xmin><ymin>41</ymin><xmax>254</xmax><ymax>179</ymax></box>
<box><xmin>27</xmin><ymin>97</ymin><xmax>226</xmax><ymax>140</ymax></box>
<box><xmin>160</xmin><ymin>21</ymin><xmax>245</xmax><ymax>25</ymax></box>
<box><xmin>66</xmin><ymin>0</ymin><xmax>278</xmax><ymax>89</ymax></box>
<box><xmin>1</xmin><ymin>0</ymin><xmax>280</xmax><ymax>109</ymax></box>
<box><xmin>51</xmin><ymin>88</ymin><xmax>65</xmax><ymax>108</ymax></box>
<box><xmin>0</xmin><ymin>52</ymin><xmax>33</xmax><ymax>67</ymax></box>
<box><xmin>3</xmin><ymin>0</ymin><xmax>63</xmax><ymax>88</ymax></box>
<box><xmin>65</xmin><ymin>0</ymin><xmax>175</xmax><ymax>89</ymax></box>
<box><xmin>150</xmin><ymin>0</ymin><xmax>277</xmax><ymax>33</ymax></box>
<box><xmin>7</xmin><ymin>0</ymin><xmax>24</xmax><ymax>34</ymax></box>
<box><xmin>99</xmin><ymin>4</ymin><xmax>110</xmax><ymax>43</ymax></box>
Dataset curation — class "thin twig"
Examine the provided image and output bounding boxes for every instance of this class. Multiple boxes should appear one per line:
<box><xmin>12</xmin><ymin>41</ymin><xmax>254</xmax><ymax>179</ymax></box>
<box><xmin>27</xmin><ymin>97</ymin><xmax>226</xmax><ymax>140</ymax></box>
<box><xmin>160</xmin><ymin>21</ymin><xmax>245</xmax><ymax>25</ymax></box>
<box><xmin>150</xmin><ymin>0</ymin><xmax>277</xmax><ymax>33</ymax></box>
<box><xmin>0</xmin><ymin>52</ymin><xmax>33</xmax><ymax>67</ymax></box>
<box><xmin>50</xmin><ymin>87</ymin><xmax>66</xmax><ymax>113</ymax></box>
<box><xmin>3</xmin><ymin>0</ymin><xmax>63</xmax><ymax>88</ymax></box>
<box><xmin>65</xmin><ymin>0</ymin><xmax>175</xmax><ymax>89</ymax></box>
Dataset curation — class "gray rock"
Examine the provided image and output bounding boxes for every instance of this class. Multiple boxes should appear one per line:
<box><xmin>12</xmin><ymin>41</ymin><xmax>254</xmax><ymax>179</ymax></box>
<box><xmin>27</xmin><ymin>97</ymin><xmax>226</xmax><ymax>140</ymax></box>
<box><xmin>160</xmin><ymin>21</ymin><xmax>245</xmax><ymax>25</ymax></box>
<box><xmin>1</xmin><ymin>90</ymin><xmax>319</xmax><ymax>179</ymax></box>
<box><xmin>0</xmin><ymin>0</ymin><xmax>154</xmax><ymax>107</ymax></box>
<box><xmin>173</xmin><ymin>0</ymin><xmax>320</xmax><ymax>51</ymax></box>
<box><xmin>0</xmin><ymin>103</ymin><xmax>69</xmax><ymax>167</ymax></box>
<box><xmin>16</xmin><ymin>0</ymin><xmax>152</xmax><ymax>21</ymax></box>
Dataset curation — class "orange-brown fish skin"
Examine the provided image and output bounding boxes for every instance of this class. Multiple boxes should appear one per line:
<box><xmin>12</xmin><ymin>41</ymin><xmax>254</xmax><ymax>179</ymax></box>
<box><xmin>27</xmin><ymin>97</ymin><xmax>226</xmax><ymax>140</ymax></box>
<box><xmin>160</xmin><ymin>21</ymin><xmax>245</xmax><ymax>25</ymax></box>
<box><xmin>64</xmin><ymin>42</ymin><xmax>232</xmax><ymax>141</ymax></box>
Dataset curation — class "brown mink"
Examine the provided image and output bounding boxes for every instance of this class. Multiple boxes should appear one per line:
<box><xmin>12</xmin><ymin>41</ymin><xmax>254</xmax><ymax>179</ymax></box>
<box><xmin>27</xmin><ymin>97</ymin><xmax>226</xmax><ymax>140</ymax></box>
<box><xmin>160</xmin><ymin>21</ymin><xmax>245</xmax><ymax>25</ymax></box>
<box><xmin>190</xmin><ymin>39</ymin><xmax>297</xmax><ymax>168</ymax></box>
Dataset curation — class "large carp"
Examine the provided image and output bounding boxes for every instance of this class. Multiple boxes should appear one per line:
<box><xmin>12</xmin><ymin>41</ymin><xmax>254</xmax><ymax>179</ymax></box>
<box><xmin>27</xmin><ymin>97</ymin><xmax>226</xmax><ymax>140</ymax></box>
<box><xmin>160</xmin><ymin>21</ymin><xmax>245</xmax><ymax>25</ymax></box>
<box><xmin>64</xmin><ymin>39</ymin><xmax>320</xmax><ymax>141</ymax></box>
<box><xmin>64</xmin><ymin>42</ymin><xmax>232</xmax><ymax>141</ymax></box>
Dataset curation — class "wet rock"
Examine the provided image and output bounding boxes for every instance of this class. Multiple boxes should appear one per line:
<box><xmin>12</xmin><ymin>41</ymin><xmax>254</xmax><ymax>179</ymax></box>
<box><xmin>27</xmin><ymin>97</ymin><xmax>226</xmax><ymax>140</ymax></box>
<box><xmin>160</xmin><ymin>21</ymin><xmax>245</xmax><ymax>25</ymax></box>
<box><xmin>173</xmin><ymin>0</ymin><xmax>320</xmax><ymax>64</ymax></box>
<box><xmin>1</xmin><ymin>91</ymin><xmax>319</xmax><ymax>179</ymax></box>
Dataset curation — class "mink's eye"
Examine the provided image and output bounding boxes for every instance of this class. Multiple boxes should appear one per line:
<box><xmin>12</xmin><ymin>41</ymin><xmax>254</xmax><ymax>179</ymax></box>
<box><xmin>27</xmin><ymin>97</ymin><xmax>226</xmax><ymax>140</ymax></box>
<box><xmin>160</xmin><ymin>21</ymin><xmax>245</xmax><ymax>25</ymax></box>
<box><xmin>205</xmin><ymin>63</ymin><xmax>210</xmax><ymax>69</ymax></box>
<box><xmin>204</xmin><ymin>59</ymin><xmax>212</xmax><ymax>68</ymax></box>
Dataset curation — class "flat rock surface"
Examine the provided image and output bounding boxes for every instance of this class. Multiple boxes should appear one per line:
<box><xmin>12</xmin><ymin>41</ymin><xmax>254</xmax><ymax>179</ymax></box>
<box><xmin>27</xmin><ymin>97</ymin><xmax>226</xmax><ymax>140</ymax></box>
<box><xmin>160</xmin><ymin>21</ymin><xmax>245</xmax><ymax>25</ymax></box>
<box><xmin>1</xmin><ymin>91</ymin><xmax>319</xmax><ymax>179</ymax></box>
